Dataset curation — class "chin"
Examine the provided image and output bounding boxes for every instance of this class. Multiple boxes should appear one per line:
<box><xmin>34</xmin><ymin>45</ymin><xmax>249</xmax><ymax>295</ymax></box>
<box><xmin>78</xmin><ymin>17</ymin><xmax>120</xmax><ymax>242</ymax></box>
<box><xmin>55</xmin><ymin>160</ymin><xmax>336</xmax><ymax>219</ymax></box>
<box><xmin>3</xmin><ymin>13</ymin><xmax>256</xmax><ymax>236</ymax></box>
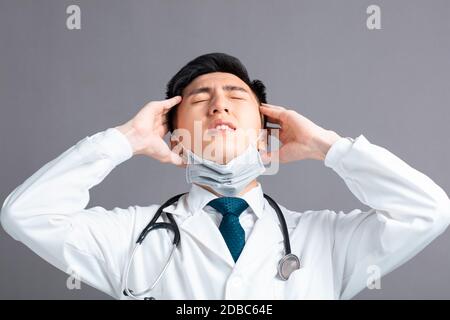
<box><xmin>221</xmin><ymin>145</ymin><xmax>241</xmax><ymax>164</ymax></box>
<box><xmin>203</xmin><ymin>140</ymin><xmax>247</xmax><ymax>164</ymax></box>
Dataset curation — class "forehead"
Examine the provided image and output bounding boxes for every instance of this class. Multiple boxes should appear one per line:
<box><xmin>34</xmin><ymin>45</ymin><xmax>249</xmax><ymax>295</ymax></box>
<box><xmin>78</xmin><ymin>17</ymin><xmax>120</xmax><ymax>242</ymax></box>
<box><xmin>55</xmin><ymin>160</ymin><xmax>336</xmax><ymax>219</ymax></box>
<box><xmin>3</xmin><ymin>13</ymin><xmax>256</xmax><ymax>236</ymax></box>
<box><xmin>183</xmin><ymin>72</ymin><xmax>251</xmax><ymax>95</ymax></box>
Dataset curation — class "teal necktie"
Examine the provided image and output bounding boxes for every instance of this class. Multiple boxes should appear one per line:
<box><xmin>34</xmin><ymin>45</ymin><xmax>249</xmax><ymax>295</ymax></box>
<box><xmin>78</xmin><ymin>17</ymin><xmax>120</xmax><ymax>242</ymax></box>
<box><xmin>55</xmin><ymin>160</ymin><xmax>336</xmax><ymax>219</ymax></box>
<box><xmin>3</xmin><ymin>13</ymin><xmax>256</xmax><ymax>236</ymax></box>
<box><xmin>207</xmin><ymin>197</ymin><xmax>249</xmax><ymax>262</ymax></box>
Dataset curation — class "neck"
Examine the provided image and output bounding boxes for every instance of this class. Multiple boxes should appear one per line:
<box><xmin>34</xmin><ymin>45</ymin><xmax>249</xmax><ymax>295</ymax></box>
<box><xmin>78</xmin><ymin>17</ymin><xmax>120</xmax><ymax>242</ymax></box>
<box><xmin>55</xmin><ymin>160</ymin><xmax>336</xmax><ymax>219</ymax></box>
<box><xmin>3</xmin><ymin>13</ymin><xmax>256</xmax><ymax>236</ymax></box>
<box><xmin>195</xmin><ymin>179</ymin><xmax>259</xmax><ymax>197</ymax></box>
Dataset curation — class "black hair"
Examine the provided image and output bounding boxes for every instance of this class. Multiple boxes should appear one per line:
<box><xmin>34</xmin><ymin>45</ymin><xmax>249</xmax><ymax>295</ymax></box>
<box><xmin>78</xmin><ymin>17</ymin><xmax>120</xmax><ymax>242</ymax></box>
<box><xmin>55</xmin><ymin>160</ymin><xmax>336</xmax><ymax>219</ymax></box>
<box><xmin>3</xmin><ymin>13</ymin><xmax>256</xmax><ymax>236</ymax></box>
<box><xmin>165</xmin><ymin>52</ymin><xmax>267</xmax><ymax>132</ymax></box>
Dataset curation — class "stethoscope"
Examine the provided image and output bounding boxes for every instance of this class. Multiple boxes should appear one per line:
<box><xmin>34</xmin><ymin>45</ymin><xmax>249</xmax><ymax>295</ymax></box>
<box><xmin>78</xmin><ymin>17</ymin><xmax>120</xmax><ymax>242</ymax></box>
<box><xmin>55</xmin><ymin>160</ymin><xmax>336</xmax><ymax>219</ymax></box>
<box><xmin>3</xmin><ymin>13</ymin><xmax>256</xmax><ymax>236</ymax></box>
<box><xmin>122</xmin><ymin>193</ymin><xmax>301</xmax><ymax>300</ymax></box>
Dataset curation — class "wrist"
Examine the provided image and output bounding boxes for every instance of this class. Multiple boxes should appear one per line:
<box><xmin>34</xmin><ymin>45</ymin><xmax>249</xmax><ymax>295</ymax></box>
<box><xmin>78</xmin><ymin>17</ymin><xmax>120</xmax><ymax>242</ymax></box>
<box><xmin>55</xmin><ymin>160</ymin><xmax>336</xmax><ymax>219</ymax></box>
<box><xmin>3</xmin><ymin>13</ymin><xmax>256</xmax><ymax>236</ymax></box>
<box><xmin>115</xmin><ymin>122</ymin><xmax>143</xmax><ymax>156</ymax></box>
<box><xmin>312</xmin><ymin>130</ymin><xmax>341</xmax><ymax>161</ymax></box>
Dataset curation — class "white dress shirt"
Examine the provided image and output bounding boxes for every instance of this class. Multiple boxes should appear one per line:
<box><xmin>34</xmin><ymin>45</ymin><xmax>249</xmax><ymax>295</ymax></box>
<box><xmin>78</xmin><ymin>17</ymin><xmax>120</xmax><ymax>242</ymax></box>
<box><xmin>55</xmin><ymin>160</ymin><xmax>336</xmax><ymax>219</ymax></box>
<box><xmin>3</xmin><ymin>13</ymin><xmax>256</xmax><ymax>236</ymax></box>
<box><xmin>1</xmin><ymin>127</ymin><xmax>450</xmax><ymax>300</ymax></box>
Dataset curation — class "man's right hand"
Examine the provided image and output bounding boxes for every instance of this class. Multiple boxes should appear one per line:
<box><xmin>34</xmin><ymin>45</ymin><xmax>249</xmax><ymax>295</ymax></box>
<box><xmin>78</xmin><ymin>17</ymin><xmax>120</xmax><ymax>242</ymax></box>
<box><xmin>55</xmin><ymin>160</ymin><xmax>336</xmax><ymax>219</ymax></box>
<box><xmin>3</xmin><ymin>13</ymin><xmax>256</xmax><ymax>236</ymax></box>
<box><xmin>115</xmin><ymin>96</ymin><xmax>183</xmax><ymax>166</ymax></box>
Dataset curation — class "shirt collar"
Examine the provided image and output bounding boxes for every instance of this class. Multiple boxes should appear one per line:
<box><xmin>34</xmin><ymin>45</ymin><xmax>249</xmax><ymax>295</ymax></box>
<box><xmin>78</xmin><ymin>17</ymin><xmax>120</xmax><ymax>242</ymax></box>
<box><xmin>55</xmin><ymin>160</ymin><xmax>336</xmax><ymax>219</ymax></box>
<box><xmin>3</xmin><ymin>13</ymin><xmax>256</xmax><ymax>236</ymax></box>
<box><xmin>161</xmin><ymin>183</ymin><xmax>298</xmax><ymax>229</ymax></box>
<box><xmin>186</xmin><ymin>183</ymin><xmax>265</xmax><ymax>219</ymax></box>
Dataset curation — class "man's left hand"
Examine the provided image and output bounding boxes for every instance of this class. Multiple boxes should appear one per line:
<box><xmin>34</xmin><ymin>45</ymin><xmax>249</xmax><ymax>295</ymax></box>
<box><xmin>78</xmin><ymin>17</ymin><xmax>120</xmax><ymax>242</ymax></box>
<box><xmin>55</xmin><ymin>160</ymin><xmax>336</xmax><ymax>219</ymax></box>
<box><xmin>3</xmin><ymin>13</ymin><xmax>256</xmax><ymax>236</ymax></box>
<box><xmin>259</xmin><ymin>103</ymin><xmax>341</xmax><ymax>163</ymax></box>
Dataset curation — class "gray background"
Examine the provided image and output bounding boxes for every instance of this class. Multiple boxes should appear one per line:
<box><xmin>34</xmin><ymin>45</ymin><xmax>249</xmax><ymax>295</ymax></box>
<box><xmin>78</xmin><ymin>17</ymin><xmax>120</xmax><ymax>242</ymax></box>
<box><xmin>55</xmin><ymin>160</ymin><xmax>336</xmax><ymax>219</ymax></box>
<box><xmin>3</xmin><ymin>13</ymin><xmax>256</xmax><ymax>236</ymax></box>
<box><xmin>1</xmin><ymin>0</ymin><xmax>449</xmax><ymax>299</ymax></box>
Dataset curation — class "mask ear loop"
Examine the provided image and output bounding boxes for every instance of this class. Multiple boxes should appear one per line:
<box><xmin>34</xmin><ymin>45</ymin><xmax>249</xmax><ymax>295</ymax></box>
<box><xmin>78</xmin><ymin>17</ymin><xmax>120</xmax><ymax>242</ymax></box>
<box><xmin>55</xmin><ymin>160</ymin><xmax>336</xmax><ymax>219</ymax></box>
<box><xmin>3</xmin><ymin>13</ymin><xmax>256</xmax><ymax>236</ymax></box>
<box><xmin>170</xmin><ymin>131</ymin><xmax>189</xmax><ymax>166</ymax></box>
<box><xmin>181</xmin><ymin>144</ymin><xmax>217</xmax><ymax>167</ymax></box>
<box><xmin>258</xmin><ymin>121</ymin><xmax>282</xmax><ymax>165</ymax></box>
<box><xmin>256</xmin><ymin>126</ymin><xmax>271</xmax><ymax>164</ymax></box>
<box><xmin>258</xmin><ymin>112</ymin><xmax>269</xmax><ymax>152</ymax></box>
<box><xmin>255</xmin><ymin>127</ymin><xmax>269</xmax><ymax>154</ymax></box>
<box><xmin>171</xmin><ymin>127</ymin><xmax>203</xmax><ymax>166</ymax></box>
<box><xmin>180</xmin><ymin>145</ymin><xmax>200</xmax><ymax>165</ymax></box>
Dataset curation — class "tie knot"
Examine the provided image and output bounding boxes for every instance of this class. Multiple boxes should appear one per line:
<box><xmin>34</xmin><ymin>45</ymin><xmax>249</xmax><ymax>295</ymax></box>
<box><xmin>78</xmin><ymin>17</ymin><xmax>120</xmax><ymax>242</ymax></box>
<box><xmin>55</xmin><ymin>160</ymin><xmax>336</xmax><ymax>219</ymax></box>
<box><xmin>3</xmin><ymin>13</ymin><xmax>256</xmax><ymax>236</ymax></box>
<box><xmin>207</xmin><ymin>197</ymin><xmax>249</xmax><ymax>217</ymax></box>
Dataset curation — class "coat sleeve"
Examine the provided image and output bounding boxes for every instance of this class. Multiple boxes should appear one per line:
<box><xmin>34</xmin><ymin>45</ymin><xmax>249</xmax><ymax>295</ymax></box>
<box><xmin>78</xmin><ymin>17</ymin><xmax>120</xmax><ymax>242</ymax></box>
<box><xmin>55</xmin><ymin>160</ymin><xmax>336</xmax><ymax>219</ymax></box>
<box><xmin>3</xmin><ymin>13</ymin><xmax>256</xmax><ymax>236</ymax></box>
<box><xmin>0</xmin><ymin>128</ymin><xmax>137</xmax><ymax>299</ymax></box>
<box><xmin>324</xmin><ymin>135</ymin><xmax>450</xmax><ymax>300</ymax></box>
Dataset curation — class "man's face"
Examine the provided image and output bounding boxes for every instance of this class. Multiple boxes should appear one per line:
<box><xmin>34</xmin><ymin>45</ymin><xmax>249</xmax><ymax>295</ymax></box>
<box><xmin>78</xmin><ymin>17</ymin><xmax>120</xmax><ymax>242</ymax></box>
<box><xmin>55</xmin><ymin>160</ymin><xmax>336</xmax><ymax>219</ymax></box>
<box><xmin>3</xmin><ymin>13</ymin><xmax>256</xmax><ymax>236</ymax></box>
<box><xmin>172</xmin><ymin>72</ymin><xmax>265</xmax><ymax>164</ymax></box>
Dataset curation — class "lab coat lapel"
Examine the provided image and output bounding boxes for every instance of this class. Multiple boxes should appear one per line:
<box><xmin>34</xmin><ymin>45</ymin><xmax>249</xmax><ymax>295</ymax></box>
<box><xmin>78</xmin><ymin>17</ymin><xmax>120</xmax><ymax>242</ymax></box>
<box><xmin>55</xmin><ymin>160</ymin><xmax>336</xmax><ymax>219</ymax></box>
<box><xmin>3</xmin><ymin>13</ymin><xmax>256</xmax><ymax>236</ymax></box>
<box><xmin>233</xmin><ymin>211</ymin><xmax>284</xmax><ymax>273</ymax></box>
<box><xmin>179</xmin><ymin>211</ymin><xmax>236</xmax><ymax>268</ymax></box>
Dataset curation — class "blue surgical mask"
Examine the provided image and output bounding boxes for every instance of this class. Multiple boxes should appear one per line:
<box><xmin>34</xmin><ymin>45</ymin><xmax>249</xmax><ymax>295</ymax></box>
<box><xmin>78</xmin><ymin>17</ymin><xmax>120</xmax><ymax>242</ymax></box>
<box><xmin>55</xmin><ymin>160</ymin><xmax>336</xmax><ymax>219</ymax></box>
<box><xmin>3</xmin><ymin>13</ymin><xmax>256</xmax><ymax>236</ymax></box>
<box><xmin>184</xmin><ymin>142</ymin><xmax>266</xmax><ymax>196</ymax></box>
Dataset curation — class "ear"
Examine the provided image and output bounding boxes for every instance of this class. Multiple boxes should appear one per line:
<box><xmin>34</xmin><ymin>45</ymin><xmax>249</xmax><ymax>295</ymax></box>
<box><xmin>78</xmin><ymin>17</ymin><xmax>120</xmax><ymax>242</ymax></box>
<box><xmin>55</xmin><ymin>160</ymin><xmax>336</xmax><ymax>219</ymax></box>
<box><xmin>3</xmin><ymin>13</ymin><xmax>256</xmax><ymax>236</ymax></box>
<box><xmin>257</xmin><ymin>114</ymin><xmax>269</xmax><ymax>151</ymax></box>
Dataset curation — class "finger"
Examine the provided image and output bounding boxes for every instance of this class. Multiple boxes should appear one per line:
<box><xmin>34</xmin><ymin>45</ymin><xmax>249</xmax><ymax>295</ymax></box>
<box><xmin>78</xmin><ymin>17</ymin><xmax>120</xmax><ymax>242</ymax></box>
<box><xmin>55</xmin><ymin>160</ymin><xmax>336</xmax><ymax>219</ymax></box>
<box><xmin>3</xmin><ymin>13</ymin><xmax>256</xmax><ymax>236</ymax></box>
<box><xmin>155</xmin><ymin>117</ymin><xmax>168</xmax><ymax>128</ymax></box>
<box><xmin>260</xmin><ymin>103</ymin><xmax>286</xmax><ymax>110</ymax></box>
<box><xmin>262</xmin><ymin>147</ymin><xmax>290</xmax><ymax>164</ymax></box>
<box><xmin>259</xmin><ymin>105</ymin><xmax>285</xmax><ymax>122</ymax></box>
<box><xmin>158</xmin><ymin>146</ymin><xmax>183</xmax><ymax>166</ymax></box>
<box><xmin>150</xmin><ymin>96</ymin><xmax>183</xmax><ymax>114</ymax></box>
<box><xmin>161</xmin><ymin>107</ymin><xmax>173</xmax><ymax>115</ymax></box>
<box><xmin>161</xmin><ymin>98</ymin><xmax>181</xmax><ymax>113</ymax></box>
<box><xmin>262</xmin><ymin>114</ymin><xmax>280</xmax><ymax>125</ymax></box>
<box><xmin>160</xmin><ymin>122</ymin><xmax>169</xmax><ymax>137</ymax></box>
<box><xmin>161</xmin><ymin>95</ymin><xmax>182</xmax><ymax>110</ymax></box>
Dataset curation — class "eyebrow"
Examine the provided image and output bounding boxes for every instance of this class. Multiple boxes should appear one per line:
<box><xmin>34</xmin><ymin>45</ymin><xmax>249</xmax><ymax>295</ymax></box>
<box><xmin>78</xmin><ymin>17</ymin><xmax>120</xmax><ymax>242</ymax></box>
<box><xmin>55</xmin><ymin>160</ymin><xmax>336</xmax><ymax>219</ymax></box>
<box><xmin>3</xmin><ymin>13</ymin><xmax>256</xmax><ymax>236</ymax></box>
<box><xmin>186</xmin><ymin>85</ymin><xmax>249</xmax><ymax>97</ymax></box>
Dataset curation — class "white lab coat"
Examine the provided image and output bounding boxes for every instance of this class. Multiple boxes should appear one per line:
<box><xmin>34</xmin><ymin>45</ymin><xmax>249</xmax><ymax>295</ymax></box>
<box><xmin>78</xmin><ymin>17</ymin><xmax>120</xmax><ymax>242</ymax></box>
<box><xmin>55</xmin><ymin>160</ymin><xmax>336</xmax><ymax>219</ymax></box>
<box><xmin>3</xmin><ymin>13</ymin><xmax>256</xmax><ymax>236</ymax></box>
<box><xmin>1</xmin><ymin>128</ymin><xmax>449</xmax><ymax>299</ymax></box>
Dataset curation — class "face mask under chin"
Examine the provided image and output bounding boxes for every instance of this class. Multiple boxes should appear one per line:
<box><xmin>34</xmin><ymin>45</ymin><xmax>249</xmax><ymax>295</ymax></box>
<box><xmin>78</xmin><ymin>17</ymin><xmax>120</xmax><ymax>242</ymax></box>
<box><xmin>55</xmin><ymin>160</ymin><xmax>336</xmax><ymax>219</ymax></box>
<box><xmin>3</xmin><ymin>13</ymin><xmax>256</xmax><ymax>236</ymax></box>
<box><xmin>184</xmin><ymin>129</ymin><xmax>265</xmax><ymax>165</ymax></box>
<box><xmin>183</xmin><ymin>143</ymin><xmax>266</xmax><ymax>197</ymax></box>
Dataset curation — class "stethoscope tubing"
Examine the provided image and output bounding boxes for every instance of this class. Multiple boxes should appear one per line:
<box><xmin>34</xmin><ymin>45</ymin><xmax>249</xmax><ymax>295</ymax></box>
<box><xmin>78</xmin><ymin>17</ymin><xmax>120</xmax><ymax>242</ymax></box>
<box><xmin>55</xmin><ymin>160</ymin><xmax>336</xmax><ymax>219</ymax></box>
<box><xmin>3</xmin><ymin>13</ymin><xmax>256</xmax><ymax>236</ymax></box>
<box><xmin>123</xmin><ymin>192</ymin><xmax>298</xmax><ymax>299</ymax></box>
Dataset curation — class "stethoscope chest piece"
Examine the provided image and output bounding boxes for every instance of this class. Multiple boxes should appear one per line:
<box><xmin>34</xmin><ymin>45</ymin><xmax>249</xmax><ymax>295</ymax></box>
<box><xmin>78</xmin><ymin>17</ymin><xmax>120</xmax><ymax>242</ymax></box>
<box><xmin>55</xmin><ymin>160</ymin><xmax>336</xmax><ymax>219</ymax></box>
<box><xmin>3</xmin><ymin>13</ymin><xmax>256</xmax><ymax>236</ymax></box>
<box><xmin>278</xmin><ymin>253</ymin><xmax>301</xmax><ymax>281</ymax></box>
<box><xmin>123</xmin><ymin>192</ymin><xmax>300</xmax><ymax>298</ymax></box>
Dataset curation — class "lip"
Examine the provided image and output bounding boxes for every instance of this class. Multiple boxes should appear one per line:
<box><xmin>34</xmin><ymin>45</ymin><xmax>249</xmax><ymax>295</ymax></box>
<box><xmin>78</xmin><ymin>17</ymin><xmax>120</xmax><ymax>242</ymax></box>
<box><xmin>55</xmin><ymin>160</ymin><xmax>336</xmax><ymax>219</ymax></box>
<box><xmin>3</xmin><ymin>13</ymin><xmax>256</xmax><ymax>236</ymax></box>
<box><xmin>208</xmin><ymin>119</ymin><xmax>237</xmax><ymax>131</ymax></box>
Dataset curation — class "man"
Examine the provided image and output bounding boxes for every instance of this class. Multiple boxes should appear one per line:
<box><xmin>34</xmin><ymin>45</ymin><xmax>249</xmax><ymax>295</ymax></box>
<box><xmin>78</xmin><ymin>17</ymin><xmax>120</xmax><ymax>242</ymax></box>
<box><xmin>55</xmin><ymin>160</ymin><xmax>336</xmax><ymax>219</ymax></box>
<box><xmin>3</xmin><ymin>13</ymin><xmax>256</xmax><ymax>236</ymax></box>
<box><xmin>1</xmin><ymin>53</ymin><xmax>449</xmax><ymax>299</ymax></box>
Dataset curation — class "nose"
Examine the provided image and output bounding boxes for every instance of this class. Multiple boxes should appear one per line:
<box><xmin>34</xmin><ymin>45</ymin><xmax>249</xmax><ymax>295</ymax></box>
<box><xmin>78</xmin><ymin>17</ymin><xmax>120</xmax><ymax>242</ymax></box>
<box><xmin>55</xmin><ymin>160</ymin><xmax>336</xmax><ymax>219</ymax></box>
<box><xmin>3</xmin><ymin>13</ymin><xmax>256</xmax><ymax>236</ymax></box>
<box><xmin>208</xmin><ymin>95</ymin><xmax>230</xmax><ymax>115</ymax></box>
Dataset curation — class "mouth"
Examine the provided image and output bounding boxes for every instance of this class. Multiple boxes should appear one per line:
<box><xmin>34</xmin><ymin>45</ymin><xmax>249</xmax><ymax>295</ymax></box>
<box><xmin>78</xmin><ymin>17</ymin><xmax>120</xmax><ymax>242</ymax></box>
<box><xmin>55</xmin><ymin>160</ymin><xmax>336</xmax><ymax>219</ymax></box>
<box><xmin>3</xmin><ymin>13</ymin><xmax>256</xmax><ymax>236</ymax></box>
<box><xmin>207</xmin><ymin>119</ymin><xmax>237</xmax><ymax>133</ymax></box>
